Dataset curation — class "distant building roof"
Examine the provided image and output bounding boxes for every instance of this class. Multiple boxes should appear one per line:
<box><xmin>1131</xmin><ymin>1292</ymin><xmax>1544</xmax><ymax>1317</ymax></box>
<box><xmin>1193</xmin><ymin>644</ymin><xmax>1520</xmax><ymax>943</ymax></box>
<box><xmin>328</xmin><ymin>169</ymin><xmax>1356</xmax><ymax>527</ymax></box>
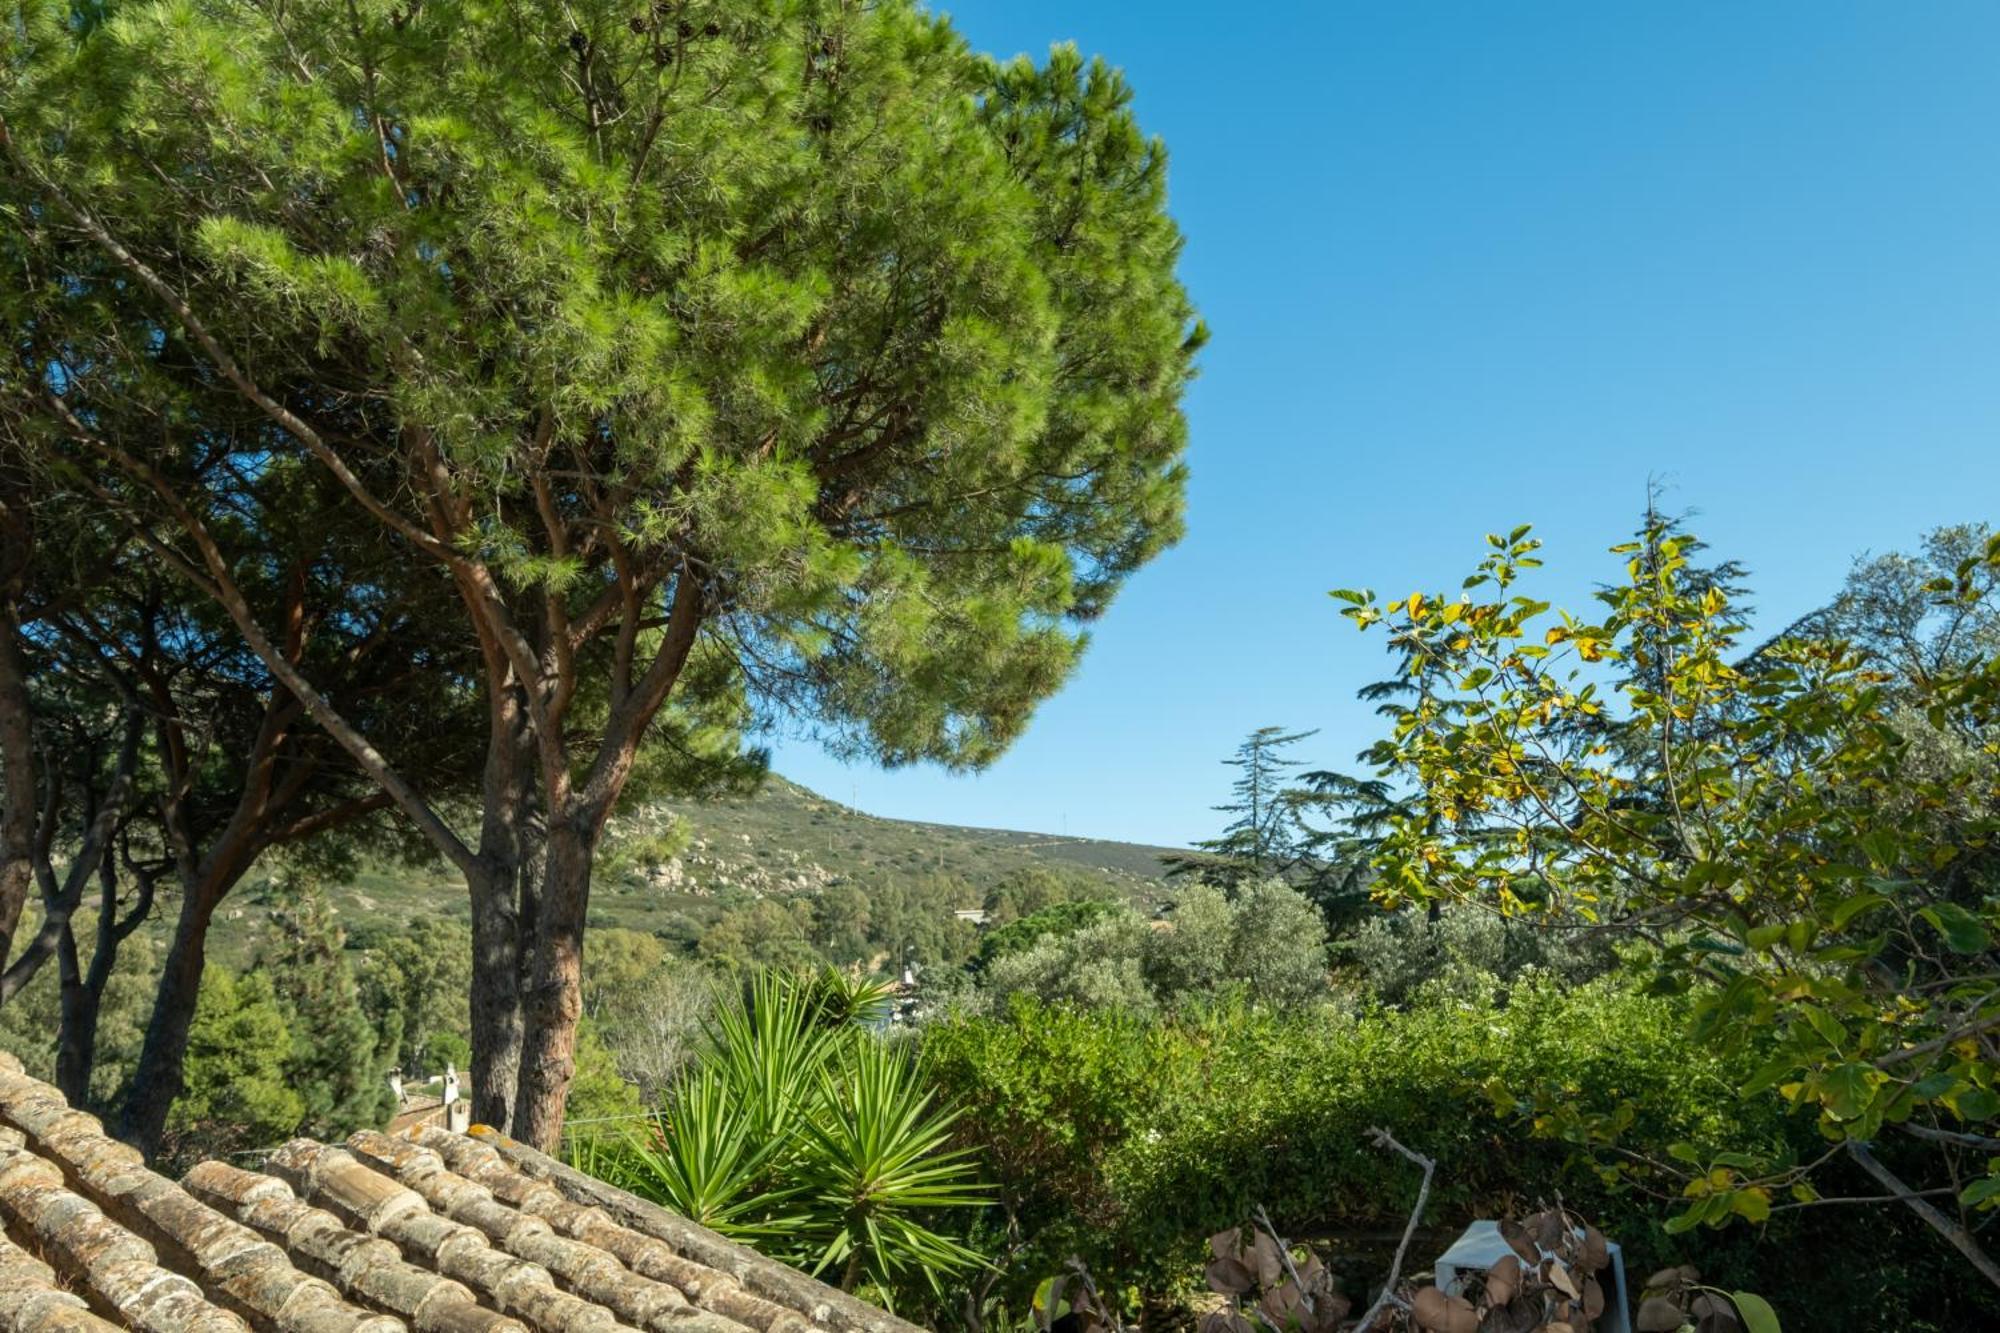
<box><xmin>0</xmin><ymin>1050</ymin><xmax>926</xmax><ymax>1333</ymax></box>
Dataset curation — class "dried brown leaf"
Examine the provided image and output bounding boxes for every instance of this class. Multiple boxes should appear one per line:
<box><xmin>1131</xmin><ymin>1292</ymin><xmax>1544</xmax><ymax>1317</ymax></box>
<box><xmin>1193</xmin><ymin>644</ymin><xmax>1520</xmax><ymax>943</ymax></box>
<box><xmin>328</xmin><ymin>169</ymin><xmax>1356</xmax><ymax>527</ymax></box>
<box><xmin>1636</xmin><ymin>1295</ymin><xmax>1687</xmax><ymax>1333</ymax></box>
<box><xmin>1249</xmin><ymin>1231</ymin><xmax>1285</xmax><ymax>1288</ymax></box>
<box><xmin>1483</xmin><ymin>1254</ymin><xmax>1521</xmax><ymax>1308</ymax></box>
<box><xmin>1578</xmin><ymin>1227</ymin><xmax>1608</xmax><ymax>1274</ymax></box>
<box><xmin>1205</xmin><ymin>1258</ymin><xmax>1256</xmax><ymax>1296</ymax></box>
<box><xmin>1498</xmin><ymin>1218</ymin><xmax>1538</xmax><ymax>1265</ymax></box>
<box><xmin>1260</xmin><ymin>1284</ymin><xmax>1301</xmax><ymax>1320</ymax></box>
<box><xmin>1411</xmin><ymin>1287</ymin><xmax>1450</xmax><ymax>1331</ymax></box>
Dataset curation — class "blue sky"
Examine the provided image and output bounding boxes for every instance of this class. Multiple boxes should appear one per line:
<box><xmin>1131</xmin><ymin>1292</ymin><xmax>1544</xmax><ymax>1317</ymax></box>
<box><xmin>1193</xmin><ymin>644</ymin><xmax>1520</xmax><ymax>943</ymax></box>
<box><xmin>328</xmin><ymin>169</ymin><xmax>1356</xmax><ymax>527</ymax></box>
<box><xmin>770</xmin><ymin>1</ymin><xmax>2000</xmax><ymax>847</ymax></box>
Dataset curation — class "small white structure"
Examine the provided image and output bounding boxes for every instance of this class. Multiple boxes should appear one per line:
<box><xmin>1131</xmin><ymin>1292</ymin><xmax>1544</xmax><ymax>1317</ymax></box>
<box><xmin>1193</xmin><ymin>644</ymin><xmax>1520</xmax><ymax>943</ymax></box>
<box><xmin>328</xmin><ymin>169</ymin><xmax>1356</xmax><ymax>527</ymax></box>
<box><xmin>1433</xmin><ymin>1221</ymin><xmax>1630</xmax><ymax>1333</ymax></box>
<box><xmin>441</xmin><ymin>1062</ymin><xmax>470</xmax><ymax>1130</ymax></box>
<box><xmin>388</xmin><ymin>1071</ymin><xmax>405</xmax><ymax>1105</ymax></box>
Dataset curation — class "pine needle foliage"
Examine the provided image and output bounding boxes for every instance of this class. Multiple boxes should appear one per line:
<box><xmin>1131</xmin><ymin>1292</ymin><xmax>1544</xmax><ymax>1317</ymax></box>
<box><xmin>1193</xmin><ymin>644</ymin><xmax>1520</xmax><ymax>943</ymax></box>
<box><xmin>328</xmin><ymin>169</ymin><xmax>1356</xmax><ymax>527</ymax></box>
<box><xmin>2</xmin><ymin>0</ymin><xmax>1203</xmax><ymax>769</ymax></box>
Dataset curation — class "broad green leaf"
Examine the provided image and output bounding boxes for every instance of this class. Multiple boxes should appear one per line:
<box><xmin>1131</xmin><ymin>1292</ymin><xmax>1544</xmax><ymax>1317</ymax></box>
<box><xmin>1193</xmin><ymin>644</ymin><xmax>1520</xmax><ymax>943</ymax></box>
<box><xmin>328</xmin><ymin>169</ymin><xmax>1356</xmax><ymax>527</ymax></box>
<box><xmin>1662</xmin><ymin>1205</ymin><xmax>1702</xmax><ymax>1234</ymax></box>
<box><xmin>1801</xmin><ymin>1006</ymin><xmax>1846</xmax><ymax>1053</ymax></box>
<box><xmin>1745</xmin><ymin>923</ymin><xmax>1785</xmax><ymax>951</ymax></box>
<box><xmin>1731</xmin><ymin>1187</ymin><xmax>1772</xmax><ymax>1223</ymax></box>
<box><xmin>1731</xmin><ymin>1291</ymin><xmax>1782</xmax><ymax>1333</ymax></box>
<box><xmin>1821</xmin><ymin>1063</ymin><xmax>1879</xmax><ymax>1121</ymax></box>
<box><xmin>1919</xmin><ymin>903</ymin><xmax>1990</xmax><ymax>954</ymax></box>
<box><xmin>1827</xmin><ymin>892</ymin><xmax>1890</xmax><ymax>930</ymax></box>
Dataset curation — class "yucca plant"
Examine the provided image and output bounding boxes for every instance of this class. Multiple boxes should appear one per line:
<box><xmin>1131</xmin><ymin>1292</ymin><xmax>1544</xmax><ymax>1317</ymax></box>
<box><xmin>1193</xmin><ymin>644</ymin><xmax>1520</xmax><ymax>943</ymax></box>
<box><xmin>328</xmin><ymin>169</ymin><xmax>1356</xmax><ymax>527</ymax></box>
<box><xmin>573</xmin><ymin>1068</ymin><xmax>806</xmax><ymax>1243</ymax></box>
<box><xmin>797</xmin><ymin>1035</ymin><xmax>990</xmax><ymax>1296</ymax></box>
<box><xmin>579</xmin><ymin>967</ymin><xmax>990</xmax><ymax>1303</ymax></box>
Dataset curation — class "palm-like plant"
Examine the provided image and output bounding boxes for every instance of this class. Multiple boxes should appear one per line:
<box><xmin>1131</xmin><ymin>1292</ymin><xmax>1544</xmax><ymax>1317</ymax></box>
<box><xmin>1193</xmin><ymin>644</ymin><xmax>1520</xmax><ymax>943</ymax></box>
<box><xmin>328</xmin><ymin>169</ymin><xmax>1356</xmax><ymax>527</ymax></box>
<box><xmin>797</xmin><ymin>1036</ymin><xmax>990</xmax><ymax>1295</ymax></box>
<box><xmin>578</xmin><ymin>967</ymin><xmax>989</xmax><ymax>1304</ymax></box>
<box><xmin>572</xmin><ymin>1067</ymin><xmax>805</xmax><ymax>1243</ymax></box>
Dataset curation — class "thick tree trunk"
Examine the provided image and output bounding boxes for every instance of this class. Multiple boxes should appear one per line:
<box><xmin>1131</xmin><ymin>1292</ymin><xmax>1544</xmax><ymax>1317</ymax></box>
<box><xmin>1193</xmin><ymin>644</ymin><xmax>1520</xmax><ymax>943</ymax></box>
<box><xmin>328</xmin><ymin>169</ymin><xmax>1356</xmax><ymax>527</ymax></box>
<box><xmin>467</xmin><ymin>854</ymin><xmax>525</xmax><ymax>1131</ymax></box>
<box><xmin>466</xmin><ymin>688</ymin><xmax>534</xmax><ymax>1131</ymax></box>
<box><xmin>0</xmin><ymin>603</ymin><xmax>38</xmax><ymax>975</ymax></box>
<box><xmin>513</xmin><ymin>815</ymin><xmax>595</xmax><ymax>1151</ymax></box>
<box><xmin>117</xmin><ymin>881</ymin><xmax>222</xmax><ymax>1155</ymax></box>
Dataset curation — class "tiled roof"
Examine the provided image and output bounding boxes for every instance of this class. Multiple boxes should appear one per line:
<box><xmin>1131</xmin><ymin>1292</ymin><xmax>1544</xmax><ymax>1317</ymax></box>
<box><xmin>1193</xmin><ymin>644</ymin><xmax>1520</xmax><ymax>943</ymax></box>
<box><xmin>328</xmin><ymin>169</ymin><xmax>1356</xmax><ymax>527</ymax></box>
<box><xmin>0</xmin><ymin>1052</ymin><xmax>928</xmax><ymax>1333</ymax></box>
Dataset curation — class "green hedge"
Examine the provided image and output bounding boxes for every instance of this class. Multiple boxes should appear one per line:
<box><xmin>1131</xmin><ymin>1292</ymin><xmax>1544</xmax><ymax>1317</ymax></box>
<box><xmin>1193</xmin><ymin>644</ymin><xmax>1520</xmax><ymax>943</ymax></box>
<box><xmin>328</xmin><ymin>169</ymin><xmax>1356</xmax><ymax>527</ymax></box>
<box><xmin>921</xmin><ymin>976</ymin><xmax>1996</xmax><ymax>1331</ymax></box>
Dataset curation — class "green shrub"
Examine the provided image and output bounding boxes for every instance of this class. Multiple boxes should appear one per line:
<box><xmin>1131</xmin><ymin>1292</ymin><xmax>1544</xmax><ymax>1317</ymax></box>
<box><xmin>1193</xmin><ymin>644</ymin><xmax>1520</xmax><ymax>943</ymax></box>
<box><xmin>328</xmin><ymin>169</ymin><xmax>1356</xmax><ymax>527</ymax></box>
<box><xmin>167</xmin><ymin>967</ymin><xmax>305</xmax><ymax>1160</ymax></box>
<box><xmin>985</xmin><ymin>914</ymin><xmax>1158</xmax><ymax>1015</ymax></box>
<box><xmin>977</xmin><ymin>898</ymin><xmax>1124</xmax><ymax>968</ymax></box>
<box><xmin>924</xmin><ymin>976</ymin><xmax>1800</xmax><ymax>1320</ymax></box>
<box><xmin>1339</xmin><ymin>903</ymin><xmax>1613</xmax><ymax>1007</ymax></box>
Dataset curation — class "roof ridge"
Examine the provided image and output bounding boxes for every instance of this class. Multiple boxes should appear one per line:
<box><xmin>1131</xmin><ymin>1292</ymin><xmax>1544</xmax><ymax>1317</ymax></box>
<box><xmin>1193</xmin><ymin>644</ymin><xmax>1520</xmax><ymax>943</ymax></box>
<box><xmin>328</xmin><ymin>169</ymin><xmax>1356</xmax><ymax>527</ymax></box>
<box><xmin>0</xmin><ymin>1051</ymin><xmax>935</xmax><ymax>1333</ymax></box>
<box><xmin>0</xmin><ymin>1057</ymin><xmax>394</xmax><ymax>1333</ymax></box>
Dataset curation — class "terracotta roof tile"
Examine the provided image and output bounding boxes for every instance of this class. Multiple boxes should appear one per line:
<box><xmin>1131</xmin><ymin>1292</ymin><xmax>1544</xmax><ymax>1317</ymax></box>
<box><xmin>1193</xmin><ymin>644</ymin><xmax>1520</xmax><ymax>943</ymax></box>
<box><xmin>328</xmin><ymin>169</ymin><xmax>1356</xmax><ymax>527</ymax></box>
<box><xmin>1</xmin><ymin>1219</ymin><xmax>128</xmax><ymax>1333</ymax></box>
<box><xmin>0</xmin><ymin>1053</ymin><xmax>929</xmax><ymax>1333</ymax></box>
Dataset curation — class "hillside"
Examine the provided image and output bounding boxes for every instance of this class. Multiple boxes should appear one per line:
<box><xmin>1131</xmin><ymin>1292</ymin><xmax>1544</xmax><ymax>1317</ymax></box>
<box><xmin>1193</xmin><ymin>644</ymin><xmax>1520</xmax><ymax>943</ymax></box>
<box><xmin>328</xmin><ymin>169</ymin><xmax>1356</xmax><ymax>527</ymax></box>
<box><xmin>229</xmin><ymin>775</ymin><xmax>1182</xmax><ymax>955</ymax></box>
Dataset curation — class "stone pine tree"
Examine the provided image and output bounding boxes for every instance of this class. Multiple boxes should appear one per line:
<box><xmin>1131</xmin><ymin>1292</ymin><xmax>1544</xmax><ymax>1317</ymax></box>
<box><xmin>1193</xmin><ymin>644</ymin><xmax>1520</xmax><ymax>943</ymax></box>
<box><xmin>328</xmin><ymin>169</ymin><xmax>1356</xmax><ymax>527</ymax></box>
<box><xmin>4</xmin><ymin>0</ymin><xmax>1201</xmax><ymax>1146</ymax></box>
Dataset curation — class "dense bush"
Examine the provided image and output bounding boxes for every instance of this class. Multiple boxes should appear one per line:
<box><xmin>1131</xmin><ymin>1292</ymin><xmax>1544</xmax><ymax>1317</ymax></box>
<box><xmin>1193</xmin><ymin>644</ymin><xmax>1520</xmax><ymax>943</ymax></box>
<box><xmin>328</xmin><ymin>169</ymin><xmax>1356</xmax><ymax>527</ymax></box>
<box><xmin>1338</xmin><ymin>903</ymin><xmax>1614</xmax><ymax>1006</ymax></box>
<box><xmin>977</xmin><ymin>898</ymin><xmax>1126</xmax><ymax>968</ymax></box>
<box><xmin>985</xmin><ymin>913</ymin><xmax>1161</xmax><ymax>1014</ymax></box>
<box><xmin>963</xmin><ymin>881</ymin><xmax>1331</xmax><ymax>1019</ymax></box>
<box><xmin>921</xmin><ymin>976</ymin><xmax>1998</xmax><ymax>1332</ymax></box>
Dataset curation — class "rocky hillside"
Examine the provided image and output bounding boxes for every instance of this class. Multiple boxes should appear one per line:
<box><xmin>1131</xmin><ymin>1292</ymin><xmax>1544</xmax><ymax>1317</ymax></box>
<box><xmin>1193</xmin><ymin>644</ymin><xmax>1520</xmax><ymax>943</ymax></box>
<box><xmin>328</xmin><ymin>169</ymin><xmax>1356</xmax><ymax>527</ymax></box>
<box><xmin>262</xmin><ymin>775</ymin><xmax>1180</xmax><ymax>954</ymax></box>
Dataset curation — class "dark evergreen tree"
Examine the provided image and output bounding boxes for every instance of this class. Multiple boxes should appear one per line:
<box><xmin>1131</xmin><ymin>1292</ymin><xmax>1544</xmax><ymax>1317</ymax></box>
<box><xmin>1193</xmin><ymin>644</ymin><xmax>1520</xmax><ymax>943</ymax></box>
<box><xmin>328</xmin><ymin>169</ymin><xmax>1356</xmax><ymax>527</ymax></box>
<box><xmin>1168</xmin><ymin>726</ymin><xmax>1319</xmax><ymax>892</ymax></box>
<box><xmin>258</xmin><ymin>885</ymin><xmax>397</xmax><ymax>1140</ymax></box>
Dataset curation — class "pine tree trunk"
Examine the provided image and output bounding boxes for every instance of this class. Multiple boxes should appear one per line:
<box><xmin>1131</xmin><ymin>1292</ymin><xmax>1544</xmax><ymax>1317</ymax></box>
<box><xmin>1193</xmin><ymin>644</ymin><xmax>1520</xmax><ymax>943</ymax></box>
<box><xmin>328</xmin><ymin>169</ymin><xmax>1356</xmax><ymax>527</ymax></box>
<box><xmin>119</xmin><ymin>882</ymin><xmax>221</xmax><ymax>1154</ymax></box>
<box><xmin>0</xmin><ymin>604</ymin><xmax>39</xmax><ymax>979</ymax></box>
<box><xmin>59</xmin><ymin>858</ymin><xmax>145</xmax><ymax>1110</ymax></box>
<box><xmin>511</xmin><ymin>815</ymin><xmax>594</xmax><ymax>1151</ymax></box>
<box><xmin>467</xmin><ymin>853</ymin><xmax>525</xmax><ymax>1131</ymax></box>
<box><xmin>54</xmin><ymin>922</ymin><xmax>100</xmax><ymax>1106</ymax></box>
<box><xmin>467</xmin><ymin>695</ymin><xmax>534</xmax><ymax>1132</ymax></box>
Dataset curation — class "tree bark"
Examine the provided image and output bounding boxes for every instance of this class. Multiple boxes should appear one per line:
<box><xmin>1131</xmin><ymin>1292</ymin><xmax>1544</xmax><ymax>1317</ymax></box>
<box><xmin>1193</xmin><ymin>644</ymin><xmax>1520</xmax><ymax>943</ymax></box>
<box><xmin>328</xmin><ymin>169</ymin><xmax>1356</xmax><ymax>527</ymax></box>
<box><xmin>464</xmin><ymin>682</ymin><xmax>534</xmax><ymax>1130</ymax></box>
<box><xmin>0</xmin><ymin>598</ymin><xmax>38</xmax><ymax>976</ymax></box>
<box><xmin>511</xmin><ymin>579</ymin><xmax>705</xmax><ymax>1150</ymax></box>
<box><xmin>117</xmin><ymin>690</ymin><xmax>293</xmax><ymax>1154</ymax></box>
<box><xmin>467</xmin><ymin>854</ymin><xmax>525</xmax><ymax>1130</ymax></box>
<box><xmin>0</xmin><ymin>712</ymin><xmax>141</xmax><ymax>1005</ymax></box>
<box><xmin>54</xmin><ymin>920</ymin><xmax>99</xmax><ymax>1104</ymax></box>
<box><xmin>513</xmin><ymin>814</ymin><xmax>594</xmax><ymax>1150</ymax></box>
<box><xmin>118</xmin><ymin>876</ymin><xmax>222</xmax><ymax>1154</ymax></box>
<box><xmin>57</xmin><ymin>854</ymin><xmax>155</xmax><ymax>1107</ymax></box>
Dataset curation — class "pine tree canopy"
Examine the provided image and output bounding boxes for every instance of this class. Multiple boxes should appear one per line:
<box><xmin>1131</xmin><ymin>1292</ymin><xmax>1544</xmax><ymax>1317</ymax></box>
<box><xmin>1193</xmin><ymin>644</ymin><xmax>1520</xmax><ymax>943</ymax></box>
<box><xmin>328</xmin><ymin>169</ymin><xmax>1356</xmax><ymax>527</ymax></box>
<box><xmin>3</xmin><ymin>0</ymin><xmax>1203</xmax><ymax>768</ymax></box>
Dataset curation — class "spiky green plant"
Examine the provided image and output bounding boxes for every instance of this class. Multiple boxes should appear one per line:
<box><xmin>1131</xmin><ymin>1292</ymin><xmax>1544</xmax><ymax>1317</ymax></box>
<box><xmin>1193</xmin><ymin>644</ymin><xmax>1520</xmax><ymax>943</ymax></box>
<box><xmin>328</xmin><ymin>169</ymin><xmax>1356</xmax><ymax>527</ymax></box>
<box><xmin>796</xmin><ymin>1035</ymin><xmax>989</xmax><ymax>1295</ymax></box>
<box><xmin>577</xmin><ymin>968</ymin><xmax>989</xmax><ymax>1303</ymax></box>
<box><xmin>572</xmin><ymin>1067</ymin><xmax>805</xmax><ymax>1243</ymax></box>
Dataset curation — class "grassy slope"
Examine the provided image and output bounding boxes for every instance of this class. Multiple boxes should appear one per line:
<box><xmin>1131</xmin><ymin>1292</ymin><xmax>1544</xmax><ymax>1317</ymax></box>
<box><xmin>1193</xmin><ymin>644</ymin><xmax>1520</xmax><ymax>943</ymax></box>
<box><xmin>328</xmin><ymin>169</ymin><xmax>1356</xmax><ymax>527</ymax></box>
<box><xmin>239</xmin><ymin>775</ymin><xmax>1181</xmax><ymax>955</ymax></box>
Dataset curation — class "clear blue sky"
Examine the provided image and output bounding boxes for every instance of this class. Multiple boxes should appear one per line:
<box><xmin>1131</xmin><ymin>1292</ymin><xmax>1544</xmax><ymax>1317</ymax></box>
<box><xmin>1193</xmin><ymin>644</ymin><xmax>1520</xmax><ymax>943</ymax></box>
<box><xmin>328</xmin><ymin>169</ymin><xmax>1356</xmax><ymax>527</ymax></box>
<box><xmin>770</xmin><ymin>1</ymin><xmax>2000</xmax><ymax>848</ymax></box>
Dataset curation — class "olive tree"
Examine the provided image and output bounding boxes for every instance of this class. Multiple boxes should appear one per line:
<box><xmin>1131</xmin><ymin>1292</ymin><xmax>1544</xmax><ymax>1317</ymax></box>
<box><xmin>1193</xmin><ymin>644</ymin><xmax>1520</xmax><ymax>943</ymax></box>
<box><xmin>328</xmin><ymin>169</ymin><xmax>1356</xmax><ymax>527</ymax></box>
<box><xmin>3</xmin><ymin>0</ymin><xmax>1199</xmax><ymax>1145</ymax></box>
